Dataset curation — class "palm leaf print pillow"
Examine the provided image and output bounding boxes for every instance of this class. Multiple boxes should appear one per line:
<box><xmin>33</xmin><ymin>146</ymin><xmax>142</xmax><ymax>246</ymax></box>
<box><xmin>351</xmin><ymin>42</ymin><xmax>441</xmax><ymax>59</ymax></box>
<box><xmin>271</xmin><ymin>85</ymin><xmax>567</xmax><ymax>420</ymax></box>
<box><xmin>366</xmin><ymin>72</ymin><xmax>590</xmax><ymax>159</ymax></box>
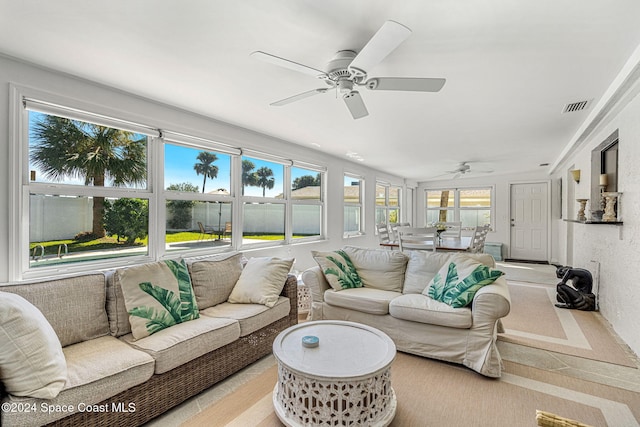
<box><xmin>116</xmin><ymin>259</ymin><xmax>199</xmax><ymax>340</ymax></box>
<box><xmin>425</xmin><ymin>255</ymin><xmax>504</xmax><ymax>308</ymax></box>
<box><xmin>311</xmin><ymin>250</ymin><xmax>363</xmax><ymax>291</ymax></box>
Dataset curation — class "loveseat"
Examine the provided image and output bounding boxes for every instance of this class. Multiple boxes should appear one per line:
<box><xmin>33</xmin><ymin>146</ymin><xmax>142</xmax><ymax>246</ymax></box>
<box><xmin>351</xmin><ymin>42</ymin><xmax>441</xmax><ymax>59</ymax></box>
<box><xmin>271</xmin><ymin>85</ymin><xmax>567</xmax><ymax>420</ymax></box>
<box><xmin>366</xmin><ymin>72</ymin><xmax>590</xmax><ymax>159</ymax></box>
<box><xmin>0</xmin><ymin>253</ymin><xmax>298</xmax><ymax>427</ymax></box>
<box><xmin>302</xmin><ymin>246</ymin><xmax>510</xmax><ymax>377</ymax></box>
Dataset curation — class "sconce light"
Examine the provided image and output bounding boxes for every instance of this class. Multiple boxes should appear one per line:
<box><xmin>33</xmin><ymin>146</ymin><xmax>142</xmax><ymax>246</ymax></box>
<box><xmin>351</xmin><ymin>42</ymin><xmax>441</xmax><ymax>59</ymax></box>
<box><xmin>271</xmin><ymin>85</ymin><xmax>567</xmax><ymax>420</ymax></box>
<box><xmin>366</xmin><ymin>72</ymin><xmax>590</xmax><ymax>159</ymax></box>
<box><xmin>570</xmin><ymin>169</ymin><xmax>581</xmax><ymax>184</ymax></box>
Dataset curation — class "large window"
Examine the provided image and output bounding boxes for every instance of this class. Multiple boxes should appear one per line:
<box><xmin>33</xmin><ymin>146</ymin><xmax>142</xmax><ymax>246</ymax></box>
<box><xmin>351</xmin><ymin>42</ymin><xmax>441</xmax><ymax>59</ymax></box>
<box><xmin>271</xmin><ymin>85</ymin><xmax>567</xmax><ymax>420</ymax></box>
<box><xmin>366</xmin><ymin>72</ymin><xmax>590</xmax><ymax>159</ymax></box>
<box><xmin>375</xmin><ymin>182</ymin><xmax>401</xmax><ymax>226</ymax></box>
<box><xmin>11</xmin><ymin>90</ymin><xmax>326</xmax><ymax>280</ymax></box>
<box><xmin>242</xmin><ymin>155</ymin><xmax>286</xmax><ymax>245</ymax></box>
<box><xmin>344</xmin><ymin>174</ymin><xmax>364</xmax><ymax>236</ymax></box>
<box><xmin>425</xmin><ymin>187</ymin><xmax>493</xmax><ymax>228</ymax></box>
<box><xmin>25</xmin><ymin>104</ymin><xmax>155</xmax><ymax>271</ymax></box>
<box><xmin>291</xmin><ymin>166</ymin><xmax>323</xmax><ymax>240</ymax></box>
<box><xmin>164</xmin><ymin>139</ymin><xmax>236</xmax><ymax>251</ymax></box>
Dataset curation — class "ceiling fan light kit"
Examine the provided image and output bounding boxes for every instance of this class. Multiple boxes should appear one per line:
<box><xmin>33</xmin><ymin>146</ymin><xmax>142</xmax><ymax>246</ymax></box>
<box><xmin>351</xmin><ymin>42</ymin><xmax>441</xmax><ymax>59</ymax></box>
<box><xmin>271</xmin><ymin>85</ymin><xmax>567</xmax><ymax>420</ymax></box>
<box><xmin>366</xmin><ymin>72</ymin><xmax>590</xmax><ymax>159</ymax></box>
<box><xmin>252</xmin><ymin>20</ymin><xmax>446</xmax><ymax>120</ymax></box>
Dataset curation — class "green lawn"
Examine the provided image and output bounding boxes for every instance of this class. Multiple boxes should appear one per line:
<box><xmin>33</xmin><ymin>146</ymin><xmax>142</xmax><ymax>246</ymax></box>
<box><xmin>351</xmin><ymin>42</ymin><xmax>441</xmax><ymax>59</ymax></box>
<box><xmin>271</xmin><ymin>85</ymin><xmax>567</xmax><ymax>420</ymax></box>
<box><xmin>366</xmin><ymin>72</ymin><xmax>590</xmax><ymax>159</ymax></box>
<box><xmin>30</xmin><ymin>232</ymin><xmax>311</xmax><ymax>256</ymax></box>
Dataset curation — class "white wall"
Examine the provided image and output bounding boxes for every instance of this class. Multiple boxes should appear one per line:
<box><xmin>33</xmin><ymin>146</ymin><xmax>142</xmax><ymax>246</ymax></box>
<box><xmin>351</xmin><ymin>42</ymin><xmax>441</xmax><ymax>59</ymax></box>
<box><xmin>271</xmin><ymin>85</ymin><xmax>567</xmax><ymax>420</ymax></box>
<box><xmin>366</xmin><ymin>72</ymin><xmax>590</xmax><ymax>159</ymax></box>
<box><xmin>0</xmin><ymin>54</ymin><xmax>405</xmax><ymax>282</ymax></box>
<box><xmin>550</xmin><ymin>78</ymin><xmax>640</xmax><ymax>358</ymax></box>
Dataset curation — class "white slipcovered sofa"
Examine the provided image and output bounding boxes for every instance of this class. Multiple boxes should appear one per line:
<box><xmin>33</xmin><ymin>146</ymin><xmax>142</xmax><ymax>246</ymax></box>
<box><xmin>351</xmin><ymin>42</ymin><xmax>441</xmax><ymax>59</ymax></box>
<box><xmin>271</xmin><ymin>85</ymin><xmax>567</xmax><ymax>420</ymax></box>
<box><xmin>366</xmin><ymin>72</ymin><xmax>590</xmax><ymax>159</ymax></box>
<box><xmin>302</xmin><ymin>246</ymin><xmax>511</xmax><ymax>377</ymax></box>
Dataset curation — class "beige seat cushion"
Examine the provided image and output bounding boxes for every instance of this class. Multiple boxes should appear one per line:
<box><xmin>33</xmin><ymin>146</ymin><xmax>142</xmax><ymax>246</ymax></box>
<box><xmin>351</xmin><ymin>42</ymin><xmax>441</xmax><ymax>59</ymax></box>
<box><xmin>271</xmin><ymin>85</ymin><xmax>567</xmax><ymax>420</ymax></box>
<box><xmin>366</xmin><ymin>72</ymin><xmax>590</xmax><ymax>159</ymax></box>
<box><xmin>1</xmin><ymin>336</ymin><xmax>155</xmax><ymax>427</ymax></box>
<box><xmin>0</xmin><ymin>292</ymin><xmax>67</xmax><ymax>399</ymax></box>
<box><xmin>1</xmin><ymin>273</ymin><xmax>109</xmax><ymax>347</ymax></box>
<box><xmin>201</xmin><ymin>296</ymin><xmax>290</xmax><ymax>336</ymax></box>
<box><xmin>121</xmin><ymin>315</ymin><xmax>240</xmax><ymax>374</ymax></box>
<box><xmin>187</xmin><ymin>252</ymin><xmax>245</xmax><ymax>309</ymax></box>
<box><xmin>343</xmin><ymin>246</ymin><xmax>408</xmax><ymax>292</ymax></box>
<box><xmin>389</xmin><ymin>294</ymin><xmax>472</xmax><ymax>328</ymax></box>
<box><xmin>324</xmin><ymin>288</ymin><xmax>401</xmax><ymax>315</ymax></box>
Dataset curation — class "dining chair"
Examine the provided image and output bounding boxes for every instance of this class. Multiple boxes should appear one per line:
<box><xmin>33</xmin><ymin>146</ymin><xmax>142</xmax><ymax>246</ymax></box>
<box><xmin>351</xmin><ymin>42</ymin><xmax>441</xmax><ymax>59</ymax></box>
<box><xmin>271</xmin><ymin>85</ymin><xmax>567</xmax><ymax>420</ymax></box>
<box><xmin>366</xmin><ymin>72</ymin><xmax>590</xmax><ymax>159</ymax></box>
<box><xmin>376</xmin><ymin>223</ymin><xmax>392</xmax><ymax>245</ymax></box>
<box><xmin>441</xmin><ymin>221</ymin><xmax>462</xmax><ymax>238</ymax></box>
<box><xmin>390</xmin><ymin>222</ymin><xmax>410</xmax><ymax>241</ymax></box>
<box><xmin>398</xmin><ymin>227</ymin><xmax>437</xmax><ymax>252</ymax></box>
<box><xmin>468</xmin><ymin>225</ymin><xmax>490</xmax><ymax>253</ymax></box>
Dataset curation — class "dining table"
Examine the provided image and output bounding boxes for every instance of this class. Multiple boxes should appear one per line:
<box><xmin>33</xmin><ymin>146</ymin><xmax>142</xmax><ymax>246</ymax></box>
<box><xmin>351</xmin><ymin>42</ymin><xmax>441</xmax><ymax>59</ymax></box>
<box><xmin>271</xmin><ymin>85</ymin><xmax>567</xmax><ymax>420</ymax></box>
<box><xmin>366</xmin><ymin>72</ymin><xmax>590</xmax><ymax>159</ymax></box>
<box><xmin>380</xmin><ymin>236</ymin><xmax>472</xmax><ymax>252</ymax></box>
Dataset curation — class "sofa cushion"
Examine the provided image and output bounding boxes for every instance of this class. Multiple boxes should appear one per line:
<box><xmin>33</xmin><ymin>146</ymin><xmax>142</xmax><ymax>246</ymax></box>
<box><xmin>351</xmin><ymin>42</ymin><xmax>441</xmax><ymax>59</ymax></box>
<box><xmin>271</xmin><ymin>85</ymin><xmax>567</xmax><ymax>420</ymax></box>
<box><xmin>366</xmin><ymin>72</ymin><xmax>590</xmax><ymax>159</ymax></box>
<box><xmin>228</xmin><ymin>257</ymin><xmax>293</xmax><ymax>307</ymax></box>
<box><xmin>311</xmin><ymin>249</ymin><xmax>362</xmax><ymax>291</ymax></box>
<box><xmin>425</xmin><ymin>255</ymin><xmax>504</xmax><ymax>308</ymax></box>
<box><xmin>187</xmin><ymin>252</ymin><xmax>245</xmax><ymax>310</ymax></box>
<box><xmin>343</xmin><ymin>246</ymin><xmax>409</xmax><ymax>292</ymax></box>
<box><xmin>403</xmin><ymin>251</ymin><xmax>460</xmax><ymax>294</ymax></box>
<box><xmin>201</xmin><ymin>296</ymin><xmax>290</xmax><ymax>336</ymax></box>
<box><xmin>324</xmin><ymin>288</ymin><xmax>401</xmax><ymax>315</ymax></box>
<box><xmin>0</xmin><ymin>292</ymin><xmax>67</xmax><ymax>399</ymax></box>
<box><xmin>121</xmin><ymin>315</ymin><xmax>240</xmax><ymax>374</ymax></box>
<box><xmin>389</xmin><ymin>294</ymin><xmax>472</xmax><ymax>328</ymax></box>
<box><xmin>1</xmin><ymin>273</ymin><xmax>109</xmax><ymax>347</ymax></box>
<box><xmin>116</xmin><ymin>259</ymin><xmax>200</xmax><ymax>340</ymax></box>
<box><xmin>1</xmin><ymin>336</ymin><xmax>155</xmax><ymax>427</ymax></box>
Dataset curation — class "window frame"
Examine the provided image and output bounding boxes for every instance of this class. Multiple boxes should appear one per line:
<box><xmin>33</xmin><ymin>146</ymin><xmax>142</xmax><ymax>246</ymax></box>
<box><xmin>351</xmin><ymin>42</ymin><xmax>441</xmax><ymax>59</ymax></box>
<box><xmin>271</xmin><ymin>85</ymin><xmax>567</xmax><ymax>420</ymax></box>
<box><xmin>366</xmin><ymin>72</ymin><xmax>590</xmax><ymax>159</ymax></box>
<box><xmin>375</xmin><ymin>181</ymin><xmax>402</xmax><ymax>227</ymax></box>
<box><xmin>12</xmin><ymin>87</ymin><xmax>161</xmax><ymax>279</ymax></box>
<box><xmin>8</xmin><ymin>84</ymin><xmax>327</xmax><ymax>281</ymax></box>
<box><xmin>343</xmin><ymin>173</ymin><xmax>365</xmax><ymax>237</ymax></box>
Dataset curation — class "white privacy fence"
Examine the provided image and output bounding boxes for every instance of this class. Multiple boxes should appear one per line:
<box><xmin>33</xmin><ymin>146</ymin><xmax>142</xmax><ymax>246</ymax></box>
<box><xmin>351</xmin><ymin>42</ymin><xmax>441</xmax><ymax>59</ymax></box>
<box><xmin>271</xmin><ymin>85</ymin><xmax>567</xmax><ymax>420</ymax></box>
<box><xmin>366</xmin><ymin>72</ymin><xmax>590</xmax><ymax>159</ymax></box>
<box><xmin>30</xmin><ymin>196</ymin><xmax>321</xmax><ymax>241</ymax></box>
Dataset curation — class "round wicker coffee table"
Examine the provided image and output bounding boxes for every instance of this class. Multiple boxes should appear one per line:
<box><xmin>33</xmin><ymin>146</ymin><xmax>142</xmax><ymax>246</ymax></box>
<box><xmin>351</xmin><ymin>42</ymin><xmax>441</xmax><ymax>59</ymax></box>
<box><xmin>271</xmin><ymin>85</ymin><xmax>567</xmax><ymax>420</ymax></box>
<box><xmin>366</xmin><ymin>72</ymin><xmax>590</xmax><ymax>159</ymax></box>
<box><xmin>272</xmin><ymin>320</ymin><xmax>397</xmax><ymax>427</ymax></box>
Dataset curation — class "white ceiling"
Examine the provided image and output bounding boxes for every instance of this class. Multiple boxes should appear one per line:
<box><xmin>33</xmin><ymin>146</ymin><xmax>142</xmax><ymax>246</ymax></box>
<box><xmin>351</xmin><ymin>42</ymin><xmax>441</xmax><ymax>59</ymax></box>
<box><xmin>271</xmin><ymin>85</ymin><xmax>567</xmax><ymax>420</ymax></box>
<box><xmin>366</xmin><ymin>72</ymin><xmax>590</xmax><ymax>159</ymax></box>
<box><xmin>2</xmin><ymin>1</ymin><xmax>640</xmax><ymax>182</ymax></box>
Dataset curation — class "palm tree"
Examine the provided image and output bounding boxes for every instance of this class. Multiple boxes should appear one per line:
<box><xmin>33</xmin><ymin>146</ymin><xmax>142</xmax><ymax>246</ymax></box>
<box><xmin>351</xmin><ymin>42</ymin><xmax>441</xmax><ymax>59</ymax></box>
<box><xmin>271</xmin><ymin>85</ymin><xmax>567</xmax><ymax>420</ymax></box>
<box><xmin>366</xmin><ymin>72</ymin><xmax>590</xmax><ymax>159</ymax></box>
<box><xmin>30</xmin><ymin>115</ymin><xmax>147</xmax><ymax>237</ymax></box>
<box><xmin>193</xmin><ymin>151</ymin><xmax>218</xmax><ymax>193</ymax></box>
<box><xmin>241</xmin><ymin>159</ymin><xmax>257</xmax><ymax>195</ymax></box>
<box><xmin>255</xmin><ymin>166</ymin><xmax>275</xmax><ymax>197</ymax></box>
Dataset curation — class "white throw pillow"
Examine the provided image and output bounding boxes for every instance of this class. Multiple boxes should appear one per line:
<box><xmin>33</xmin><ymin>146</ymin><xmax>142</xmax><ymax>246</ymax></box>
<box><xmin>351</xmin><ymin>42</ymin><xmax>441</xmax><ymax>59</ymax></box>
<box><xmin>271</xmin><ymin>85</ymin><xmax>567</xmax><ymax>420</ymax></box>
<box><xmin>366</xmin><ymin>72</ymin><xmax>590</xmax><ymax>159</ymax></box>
<box><xmin>343</xmin><ymin>246</ymin><xmax>408</xmax><ymax>292</ymax></box>
<box><xmin>0</xmin><ymin>292</ymin><xmax>67</xmax><ymax>399</ymax></box>
<box><xmin>403</xmin><ymin>251</ymin><xmax>457</xmax><ymax>294</ymax></box>
<box><xmin>228</xmin><ymin>257</ymin><xmax>294</xmax><ymax>307</ymax></box>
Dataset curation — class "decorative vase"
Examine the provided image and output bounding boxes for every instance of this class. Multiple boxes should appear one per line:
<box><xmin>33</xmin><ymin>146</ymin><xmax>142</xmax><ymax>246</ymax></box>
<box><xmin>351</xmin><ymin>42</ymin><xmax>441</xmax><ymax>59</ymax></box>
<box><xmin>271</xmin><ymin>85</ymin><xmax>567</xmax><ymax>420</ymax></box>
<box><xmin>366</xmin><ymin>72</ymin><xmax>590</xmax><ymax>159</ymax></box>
<box><xmin>602</xmin><ymin>192</ymin><xmax>620</xmax><ymax>222</ymax></box>
<box><xmin>576</xmin><ymin>199</ymin><xmax>588</xmax><ymax>222</ymax></box>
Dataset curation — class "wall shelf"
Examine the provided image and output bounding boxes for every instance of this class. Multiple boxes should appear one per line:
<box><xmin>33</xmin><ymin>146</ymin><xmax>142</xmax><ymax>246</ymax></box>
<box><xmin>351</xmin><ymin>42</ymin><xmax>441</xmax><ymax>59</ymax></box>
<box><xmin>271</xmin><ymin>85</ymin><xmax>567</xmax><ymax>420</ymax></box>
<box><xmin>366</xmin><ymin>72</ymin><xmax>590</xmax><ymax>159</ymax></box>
<box><xmin>564</xmin><ymin>219</ymin><xmax>623</xmax><ymax>225</ymax></box>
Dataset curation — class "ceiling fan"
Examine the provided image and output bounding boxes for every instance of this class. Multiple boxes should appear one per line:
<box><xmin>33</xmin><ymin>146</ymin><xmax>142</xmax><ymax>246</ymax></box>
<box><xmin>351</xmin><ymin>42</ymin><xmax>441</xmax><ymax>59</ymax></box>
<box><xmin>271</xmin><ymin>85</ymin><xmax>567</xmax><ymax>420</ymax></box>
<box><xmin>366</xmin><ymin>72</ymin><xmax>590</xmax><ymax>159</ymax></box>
<box><xmin>250</xmin><ymin>20</ymin><xmax>446</xmax><ymax>120</ymax></box>
<box><xmin>443</xmin><ymin>162</ymin><xmax>494</xmax><ymax>179</ymax></box>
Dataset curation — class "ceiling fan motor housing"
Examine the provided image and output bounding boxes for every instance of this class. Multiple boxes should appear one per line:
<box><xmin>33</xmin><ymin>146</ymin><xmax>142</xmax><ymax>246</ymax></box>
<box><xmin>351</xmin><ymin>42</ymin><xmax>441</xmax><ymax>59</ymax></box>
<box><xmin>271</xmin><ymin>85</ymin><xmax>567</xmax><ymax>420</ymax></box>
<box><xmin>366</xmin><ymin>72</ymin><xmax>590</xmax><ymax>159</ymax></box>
<box><xmin>326</xmin><ymin>50</ymin><xmax>364</xmax><ymax>85</ymax></box>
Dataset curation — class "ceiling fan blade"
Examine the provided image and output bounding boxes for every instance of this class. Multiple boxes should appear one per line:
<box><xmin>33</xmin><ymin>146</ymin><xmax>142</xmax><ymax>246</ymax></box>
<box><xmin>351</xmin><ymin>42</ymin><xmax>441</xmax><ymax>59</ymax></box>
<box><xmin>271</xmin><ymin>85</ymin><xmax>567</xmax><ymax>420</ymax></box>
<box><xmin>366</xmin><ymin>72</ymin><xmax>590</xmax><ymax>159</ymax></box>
<box><xmin>343</xmin><ymin>91</ymin><xmax>369</xmax><ymax>119</ymax></box>
<box><xmin>348</xmin><ymin>20</ymin><xmax>411</xmax><ymax>77</ymax></box>
<box><xmin>453</xmin><ymin>172</ymin><xmax>462</xmax><ymax>179</ymax></box>
<box><xmin>364</xmin><ymin>77</ymin><xmax>446</xmax><ymax>92</ymax></box>
<box><xmin>270</xmin><ymin>88</ymin><xmax>329</xmax><ymax>106</ymax></box>
<box><xmin>251</xmin><ymin>51</ymin><xmax>327</xmax><ymax>79</ymax></box>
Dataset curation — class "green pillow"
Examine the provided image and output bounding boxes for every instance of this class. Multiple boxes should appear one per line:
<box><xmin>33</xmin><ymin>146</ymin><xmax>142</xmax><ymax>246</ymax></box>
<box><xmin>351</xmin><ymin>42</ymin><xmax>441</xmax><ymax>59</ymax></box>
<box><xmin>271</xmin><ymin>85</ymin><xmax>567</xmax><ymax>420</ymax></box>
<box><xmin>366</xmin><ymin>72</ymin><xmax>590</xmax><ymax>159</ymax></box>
<box><xmin>425</xmin><ymin>256</ymin><xmax>503</xmax><ymax>308</ymax></box>
<box><xmin>117</xmin><ymin>259</ymin><xmax>200</xmax><ymax>340</ymax></box>
<box><xmin>312</xmin><ymin>250</ymin><xmax>362</xmax><ymax>291</ymax></box>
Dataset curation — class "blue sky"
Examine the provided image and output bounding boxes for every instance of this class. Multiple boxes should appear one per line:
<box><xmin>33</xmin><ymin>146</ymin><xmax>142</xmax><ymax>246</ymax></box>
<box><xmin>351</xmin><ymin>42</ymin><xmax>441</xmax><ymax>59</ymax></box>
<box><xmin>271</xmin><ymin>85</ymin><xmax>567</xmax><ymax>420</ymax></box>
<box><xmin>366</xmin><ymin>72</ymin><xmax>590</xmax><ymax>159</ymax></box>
<box><xmin>28</xmin><ymin>110</ymin><xmax>314</xmax><ymax>198</ymax></box>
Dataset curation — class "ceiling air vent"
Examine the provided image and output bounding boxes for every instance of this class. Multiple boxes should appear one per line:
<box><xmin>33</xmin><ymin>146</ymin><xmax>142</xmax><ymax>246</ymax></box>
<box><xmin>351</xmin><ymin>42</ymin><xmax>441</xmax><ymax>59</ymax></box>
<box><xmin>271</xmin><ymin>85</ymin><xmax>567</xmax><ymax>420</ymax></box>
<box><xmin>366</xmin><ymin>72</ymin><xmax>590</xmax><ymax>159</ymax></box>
<box><xmin>562</xmin><ymin>100</ymin><xmax>590</xmax><ymax>113</ymax></box>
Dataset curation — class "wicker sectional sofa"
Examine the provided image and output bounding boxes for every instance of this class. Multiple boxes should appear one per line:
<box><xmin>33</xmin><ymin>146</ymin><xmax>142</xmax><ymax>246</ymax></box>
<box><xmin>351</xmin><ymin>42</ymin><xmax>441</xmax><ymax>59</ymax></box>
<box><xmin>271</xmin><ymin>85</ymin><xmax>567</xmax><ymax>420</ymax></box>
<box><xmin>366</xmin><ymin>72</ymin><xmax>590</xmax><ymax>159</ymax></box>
<box><xmin>0</xmin><ymin>253</ymin><xmax>297</xmax><ymax>427</ymax></box>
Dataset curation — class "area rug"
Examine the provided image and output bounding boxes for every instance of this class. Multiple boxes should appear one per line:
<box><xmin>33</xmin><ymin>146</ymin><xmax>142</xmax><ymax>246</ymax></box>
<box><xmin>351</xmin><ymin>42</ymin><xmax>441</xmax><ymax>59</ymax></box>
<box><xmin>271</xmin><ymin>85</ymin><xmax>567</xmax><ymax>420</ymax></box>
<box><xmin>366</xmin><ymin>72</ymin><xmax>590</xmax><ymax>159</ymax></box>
<box><xmin>183</xmin><ymin>352</ymin><xmax>640</xmax><ymax>427</ymax></box>
<box><xmin>499</xmin><ymin>281</ymin><xmax>637</xmax><ymax>368</ymax></box>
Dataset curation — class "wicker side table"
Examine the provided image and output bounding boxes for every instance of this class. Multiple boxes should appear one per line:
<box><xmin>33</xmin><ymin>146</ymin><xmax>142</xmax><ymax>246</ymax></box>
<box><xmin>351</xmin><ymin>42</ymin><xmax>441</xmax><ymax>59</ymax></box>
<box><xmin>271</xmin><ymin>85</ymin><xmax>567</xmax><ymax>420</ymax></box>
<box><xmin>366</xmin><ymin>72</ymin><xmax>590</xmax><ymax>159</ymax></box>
<box><xmin>296</xmin><ymin>278</ymin><xmax>311</xmax><ymax>318</ymax></box>
<box><xmin>272</xmin><ymin>320</ymin><xmax>397</xmax><ymax>427</ymax></box>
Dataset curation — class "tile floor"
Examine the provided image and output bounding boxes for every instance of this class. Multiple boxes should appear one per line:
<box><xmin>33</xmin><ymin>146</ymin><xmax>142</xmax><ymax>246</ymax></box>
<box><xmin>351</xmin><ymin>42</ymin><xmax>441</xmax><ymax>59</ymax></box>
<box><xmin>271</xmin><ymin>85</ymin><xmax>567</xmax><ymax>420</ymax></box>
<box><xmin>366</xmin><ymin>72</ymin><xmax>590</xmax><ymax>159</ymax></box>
<box><xmin>146</xmin><ymin>263</ymin><xmax>640</xmax><ymax>426</ymax></box>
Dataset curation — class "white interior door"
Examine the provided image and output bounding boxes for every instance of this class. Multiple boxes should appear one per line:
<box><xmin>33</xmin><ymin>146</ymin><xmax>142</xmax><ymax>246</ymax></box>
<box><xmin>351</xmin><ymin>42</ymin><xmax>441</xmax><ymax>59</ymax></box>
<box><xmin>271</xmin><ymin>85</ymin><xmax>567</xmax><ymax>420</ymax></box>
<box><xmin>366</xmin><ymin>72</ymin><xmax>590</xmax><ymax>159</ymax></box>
<box><xmin>510</xmin><ymin>182</ymin><xmax>549</xmax><ymax>261</ymax></box>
